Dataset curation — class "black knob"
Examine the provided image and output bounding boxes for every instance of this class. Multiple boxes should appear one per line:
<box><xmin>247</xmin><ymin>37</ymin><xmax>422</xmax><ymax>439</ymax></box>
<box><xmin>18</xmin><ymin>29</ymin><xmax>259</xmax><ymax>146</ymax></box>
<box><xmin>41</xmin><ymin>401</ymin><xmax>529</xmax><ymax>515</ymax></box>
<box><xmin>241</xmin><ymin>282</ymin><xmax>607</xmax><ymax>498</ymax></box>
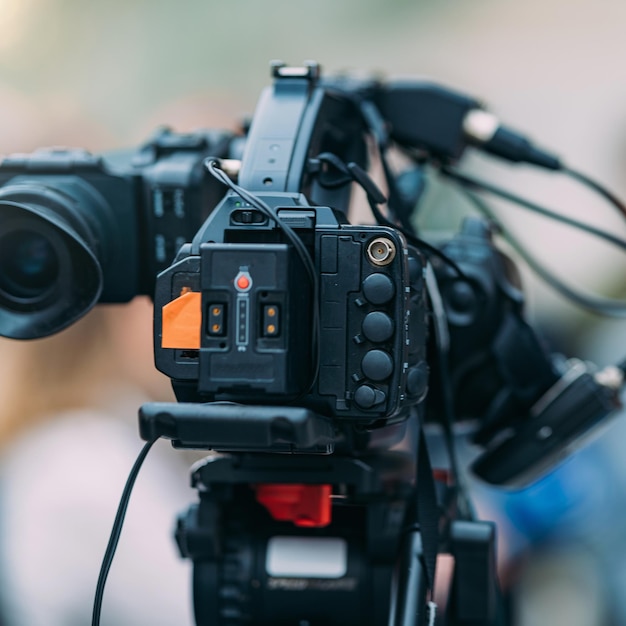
<box><xmin>406</xmin><ymin>362</ymin><xmax>429</xmax><ymax>399</ymax></box>
<box><xmin>362</xmin><ymin>273</ymin><xmax>395</xmax><ymax>305</ymax></box>
<box><xmin>361</xmin><ymin>349</ymin><xmax>393</xmax><ymax>381</ymax></box>
<box><xmin>354</xmin><ymin>385</ymin><xmax>386</xmax><ymax>409</ymax></box>
<box><xmin>445</xmin><ymin>280</ymin><xmax>479</xmax><ymax>326</ymax></box>
<box><xmin>362</xmin><ymin>311</ymin><xmax>394</xmax><ymax>343</ymax></box>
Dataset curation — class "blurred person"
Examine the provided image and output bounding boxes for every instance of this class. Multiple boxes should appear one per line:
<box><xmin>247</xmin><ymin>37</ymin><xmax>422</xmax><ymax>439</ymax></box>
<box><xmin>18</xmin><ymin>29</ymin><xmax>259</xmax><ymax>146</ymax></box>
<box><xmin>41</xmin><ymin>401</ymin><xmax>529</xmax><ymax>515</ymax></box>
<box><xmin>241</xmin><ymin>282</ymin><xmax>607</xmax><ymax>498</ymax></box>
<box><xmin>0</xmin><ymin>299</ymin><xmax>197</xmax><ymax>626</ymax></box>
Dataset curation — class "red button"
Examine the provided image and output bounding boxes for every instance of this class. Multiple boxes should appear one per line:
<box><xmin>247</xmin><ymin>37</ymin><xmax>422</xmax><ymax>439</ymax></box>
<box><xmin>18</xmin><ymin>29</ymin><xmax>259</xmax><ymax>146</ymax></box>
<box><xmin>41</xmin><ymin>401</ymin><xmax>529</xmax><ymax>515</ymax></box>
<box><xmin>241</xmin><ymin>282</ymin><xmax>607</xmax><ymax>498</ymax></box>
<box><xmin>237</xmin><ymin>275</ymin><xmax>250</xmax><ymax>290</ymax></box>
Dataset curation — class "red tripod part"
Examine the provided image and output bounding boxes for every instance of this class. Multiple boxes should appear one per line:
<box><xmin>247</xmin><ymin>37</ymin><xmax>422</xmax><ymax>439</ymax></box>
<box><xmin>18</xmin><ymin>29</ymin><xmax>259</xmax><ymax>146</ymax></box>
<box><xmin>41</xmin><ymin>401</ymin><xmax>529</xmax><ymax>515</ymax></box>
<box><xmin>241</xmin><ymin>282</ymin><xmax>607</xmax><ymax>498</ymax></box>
<box><xmin>255</xmin><ymin>483</ymin><xmax>332</xmax><ymax>528</ymax></box>
<box><xmin>432</xmin><ymin>468</ymin><xmax>452</xmax><ymax>485</ymax></box>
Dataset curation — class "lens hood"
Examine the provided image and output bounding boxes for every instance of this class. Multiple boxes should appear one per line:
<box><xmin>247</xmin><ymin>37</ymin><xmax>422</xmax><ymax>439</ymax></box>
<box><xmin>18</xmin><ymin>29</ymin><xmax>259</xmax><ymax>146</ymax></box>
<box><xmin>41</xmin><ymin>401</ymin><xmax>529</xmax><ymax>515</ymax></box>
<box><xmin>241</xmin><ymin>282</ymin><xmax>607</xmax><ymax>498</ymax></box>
<box><xmin>0</xmin><ymin>193</ymin><xmax>102</xmax><ymax>339</ymax></box>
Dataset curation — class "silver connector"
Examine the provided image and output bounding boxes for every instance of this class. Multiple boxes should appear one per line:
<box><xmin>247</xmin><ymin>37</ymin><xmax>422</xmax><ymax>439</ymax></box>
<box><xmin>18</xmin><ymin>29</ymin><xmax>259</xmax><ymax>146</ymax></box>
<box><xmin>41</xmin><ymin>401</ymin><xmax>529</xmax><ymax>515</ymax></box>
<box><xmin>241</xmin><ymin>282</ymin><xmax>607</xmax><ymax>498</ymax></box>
<box><xmin>218</xmin><ymin>159</ymin><xmax>241</xmax><ymax>180</ymax></box>
<box><xmin>366</xmin><ymin>237</ymin><xmax>396</xmax><ymax>266</ymax></box>
<box><xmin>594</xmin><ymin>365</ymin><xmax>624</xmax><ymax>390</ymax></box>
<box><xmin>463</xmin><ymin>109</ymin><xmax>500</xmax><ymax>144</ymax></box>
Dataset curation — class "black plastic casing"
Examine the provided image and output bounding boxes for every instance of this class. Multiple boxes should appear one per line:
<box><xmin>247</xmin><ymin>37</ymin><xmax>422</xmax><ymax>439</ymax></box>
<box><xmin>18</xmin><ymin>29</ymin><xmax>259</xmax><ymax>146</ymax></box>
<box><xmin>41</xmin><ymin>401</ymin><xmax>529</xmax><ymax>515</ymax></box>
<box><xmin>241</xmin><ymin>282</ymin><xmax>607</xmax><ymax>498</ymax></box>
<box><xmin>374</xmin><ymin>82</ymin><xmax>480</xmax><ymax>162</ymax></box>
<box><xmin>154</xmin><ymin>193</ymin><xmax>429</xmax><ymax>425</ymax></box>
<box><xmin>428</xmin><ymin>217</ymin><xmax>559</xmax><ymax>435</ymax></box>
<box><xmin>472</xmin><ymin>362</ymin><xmax>622</xmax><ymax>487</ymax></box>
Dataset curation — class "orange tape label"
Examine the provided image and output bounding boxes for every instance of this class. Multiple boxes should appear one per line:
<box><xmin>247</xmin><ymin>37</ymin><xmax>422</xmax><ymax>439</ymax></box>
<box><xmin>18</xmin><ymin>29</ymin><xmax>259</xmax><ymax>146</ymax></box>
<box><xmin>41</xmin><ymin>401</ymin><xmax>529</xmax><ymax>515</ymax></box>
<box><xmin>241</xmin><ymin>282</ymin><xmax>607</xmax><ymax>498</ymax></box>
<box><xmin>161</xmin><ymin>291</ymin><xmax>202</xmax><ymax>349</ymax></box>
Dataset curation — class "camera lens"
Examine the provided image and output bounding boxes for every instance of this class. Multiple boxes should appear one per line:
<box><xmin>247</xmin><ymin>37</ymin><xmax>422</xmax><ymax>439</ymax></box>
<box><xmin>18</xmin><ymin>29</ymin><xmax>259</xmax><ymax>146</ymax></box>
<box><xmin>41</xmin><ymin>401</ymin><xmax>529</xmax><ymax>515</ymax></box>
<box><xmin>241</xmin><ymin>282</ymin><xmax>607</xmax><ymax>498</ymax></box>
<box><xmin>0</xmin><ymin>229</ymin><xmax>60</xmax><ymax>301</ymax></box>
<box><xmin>0</xmin><ymin>195</ymin><xmax>103</xmax><ymax>339</ymax></box>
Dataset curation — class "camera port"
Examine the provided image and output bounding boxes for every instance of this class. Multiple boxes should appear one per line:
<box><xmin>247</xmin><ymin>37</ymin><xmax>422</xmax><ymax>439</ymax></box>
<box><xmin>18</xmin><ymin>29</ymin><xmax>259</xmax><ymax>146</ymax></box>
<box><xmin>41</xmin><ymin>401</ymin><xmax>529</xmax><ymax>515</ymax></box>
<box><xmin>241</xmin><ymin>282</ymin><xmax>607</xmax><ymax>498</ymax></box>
<box><xmin>366</xmin><ymin>238</ymin><xmax>396</xmax><ymax>266</ymax></box>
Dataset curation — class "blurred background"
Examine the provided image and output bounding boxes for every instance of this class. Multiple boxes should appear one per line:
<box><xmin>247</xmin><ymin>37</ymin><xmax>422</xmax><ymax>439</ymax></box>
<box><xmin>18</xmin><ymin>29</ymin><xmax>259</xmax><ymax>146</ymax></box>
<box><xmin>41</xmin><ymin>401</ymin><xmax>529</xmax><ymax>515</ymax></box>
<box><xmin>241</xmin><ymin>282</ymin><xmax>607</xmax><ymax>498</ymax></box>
<box><xmin>0</xmin><ymin>0</ymin><xmax>626</xmax><ymax>624</ymax></box>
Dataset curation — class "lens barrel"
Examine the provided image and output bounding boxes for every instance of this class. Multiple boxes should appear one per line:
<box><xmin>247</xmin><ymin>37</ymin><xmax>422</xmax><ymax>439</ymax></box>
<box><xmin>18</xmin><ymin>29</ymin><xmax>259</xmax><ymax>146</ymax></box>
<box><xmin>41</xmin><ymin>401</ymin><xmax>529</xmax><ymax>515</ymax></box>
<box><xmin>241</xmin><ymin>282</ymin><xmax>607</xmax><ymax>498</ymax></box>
<box><xmin>0</xmin><ymin>184</ymin><xmax>104</xmax><ymax>339</ymax></box>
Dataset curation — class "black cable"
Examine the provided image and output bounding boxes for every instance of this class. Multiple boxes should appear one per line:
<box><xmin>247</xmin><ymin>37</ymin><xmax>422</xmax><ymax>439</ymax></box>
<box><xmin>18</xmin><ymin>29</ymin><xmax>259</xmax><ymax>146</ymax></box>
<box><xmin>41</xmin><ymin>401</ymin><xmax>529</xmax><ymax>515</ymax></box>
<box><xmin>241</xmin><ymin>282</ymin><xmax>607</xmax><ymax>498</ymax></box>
<box><xmin>313</xmin><ymin>153</ymin><xmax>467</xmax><ymax>279</ymax></box>
<box><xmin>378</xmin><ymin>148</ymin><xmax>418</xmax><ymax>235</ymax></box>
<box><xmin>312</xmin><ymin>97</ymin><xmax>467</xmax><ymax>278</ymax></box>
<box><xmin>206</xmin><ymin>160</ymin><xmax>317</xmax><ymax>284</ymax></box>
<box><xmin>364</xmin><ymin>192</ymin><xmax>469</xmax><ymax>281</ymax></box>
<box><xmin>442</xmin><ymin>166</ymin><xmax>626</xmax><ymax>253</ymax></box>
<box><xmin>92</xmin><ymin>437</ymin><xmax>158</xmax><ymax>626</ymax></box>
<box><xmin>205</xmin><ymin>158</ymin><xmax>321</xmax><ymax>392</ymax></box>
<box><xmin>423</xmin><ymin>266</ymin><xmax>475</xmax><ymax>521</ymax></box>
<box><xmin>442</xmin><ymin>167</ymin><xmax>626</xmax><ymax>317</ymax></box>
<box><xmin>563</xmin><ymin>166</ymin><xmax>626</xmax><ymax>222</ymax></box>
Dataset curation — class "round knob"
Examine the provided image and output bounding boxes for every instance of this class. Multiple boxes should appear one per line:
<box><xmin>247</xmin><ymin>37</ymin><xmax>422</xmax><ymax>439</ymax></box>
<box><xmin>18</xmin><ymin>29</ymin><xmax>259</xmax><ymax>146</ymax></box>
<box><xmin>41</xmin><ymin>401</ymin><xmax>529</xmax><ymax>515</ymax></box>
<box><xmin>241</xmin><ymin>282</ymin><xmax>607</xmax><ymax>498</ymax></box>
<box><xmin>406</xmin><ymin>362</ymin><xmax>429</xmax><ymax>399</ymax></box>
<box><xmin>362</xmin><ymin>273</ymin><xmax>395</xmax><ymax>305</ymax></box>
<box><xmin>361</xmin><ymin>349</ymin><xmax>393</xmax><ymax>381</ymax></box>
<box><xmin>444</xmin><ymin>280</ymin><xmax>479</xmax><ymax>327</ymax></box>
<box><xmin>362</xmin><ymin>311</ymin><xmax>394</xmax><ymax>343</ymax></box>
<box><xmin>354</xmin><ymin>385</ymin><xmax>386</xmax><ymax>409</ymax></box>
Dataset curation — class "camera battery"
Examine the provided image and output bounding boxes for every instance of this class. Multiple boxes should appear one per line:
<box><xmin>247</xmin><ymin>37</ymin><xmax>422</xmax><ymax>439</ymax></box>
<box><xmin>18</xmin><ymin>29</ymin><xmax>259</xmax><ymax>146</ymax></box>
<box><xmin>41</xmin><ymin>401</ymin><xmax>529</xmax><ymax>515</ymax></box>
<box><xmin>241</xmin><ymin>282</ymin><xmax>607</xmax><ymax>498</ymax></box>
<box><xmin>198</xmin><ymin>242</ymin><xmax>311</xmax><ymax>397</ymax></box>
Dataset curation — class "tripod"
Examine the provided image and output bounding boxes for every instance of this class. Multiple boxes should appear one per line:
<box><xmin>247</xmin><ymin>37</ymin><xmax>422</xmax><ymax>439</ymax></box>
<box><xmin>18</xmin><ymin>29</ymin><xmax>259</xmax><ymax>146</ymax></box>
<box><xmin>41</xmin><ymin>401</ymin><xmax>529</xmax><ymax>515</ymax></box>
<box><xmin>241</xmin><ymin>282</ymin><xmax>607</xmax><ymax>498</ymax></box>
<box><xmin>140</xmin><ymin>403</ymin><xmax>501</xmax><ymax>625</ymax></box>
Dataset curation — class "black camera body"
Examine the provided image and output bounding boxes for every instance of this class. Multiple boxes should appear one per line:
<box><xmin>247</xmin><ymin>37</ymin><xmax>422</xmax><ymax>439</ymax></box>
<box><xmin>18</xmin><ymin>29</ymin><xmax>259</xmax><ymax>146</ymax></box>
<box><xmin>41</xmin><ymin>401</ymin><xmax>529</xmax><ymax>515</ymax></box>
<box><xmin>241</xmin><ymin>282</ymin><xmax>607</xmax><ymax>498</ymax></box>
<box><xmin>0</xmin><ymin>128</ymin><xmax>231</xmax><ymax>339</ymax></box>
<box><xmin>154</xmin><ymin>190</ymin><xmax>428</xmax><ymax>426</ymax></box>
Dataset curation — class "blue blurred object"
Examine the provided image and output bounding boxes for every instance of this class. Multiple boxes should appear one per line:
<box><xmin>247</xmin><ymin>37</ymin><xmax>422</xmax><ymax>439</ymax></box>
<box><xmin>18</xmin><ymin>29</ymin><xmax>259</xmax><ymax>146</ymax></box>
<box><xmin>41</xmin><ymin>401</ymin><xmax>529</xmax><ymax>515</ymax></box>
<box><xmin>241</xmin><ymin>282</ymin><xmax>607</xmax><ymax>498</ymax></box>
<box><xmin>502</xmin><ymin>435</ymin><xmax>615</xmax><ymax>543</ymax></box>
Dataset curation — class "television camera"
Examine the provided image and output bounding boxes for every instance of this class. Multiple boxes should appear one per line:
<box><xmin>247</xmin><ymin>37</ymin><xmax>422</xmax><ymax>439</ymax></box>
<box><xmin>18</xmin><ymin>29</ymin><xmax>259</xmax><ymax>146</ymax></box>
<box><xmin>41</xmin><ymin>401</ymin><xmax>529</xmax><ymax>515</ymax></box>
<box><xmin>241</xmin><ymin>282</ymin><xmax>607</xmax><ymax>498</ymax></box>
<box><xmin>0</xmin><ymin>61</ymin><xmax>625</xmax><ymax>625</ymax></box>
